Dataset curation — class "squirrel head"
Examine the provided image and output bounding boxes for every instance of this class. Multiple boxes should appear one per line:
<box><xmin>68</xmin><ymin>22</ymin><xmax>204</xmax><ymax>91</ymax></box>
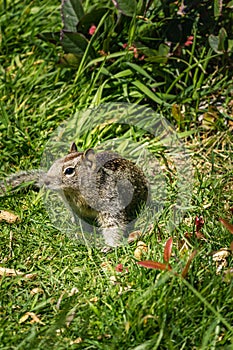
<box><xmin>45</xmin><ymin>143</ymin><xmax>96</xmax><ymax>190</ymax></box>
<box><xmin>62</xmin><ymin>142</ymin><xmax>96</xmax><ymax>180</ymax></box>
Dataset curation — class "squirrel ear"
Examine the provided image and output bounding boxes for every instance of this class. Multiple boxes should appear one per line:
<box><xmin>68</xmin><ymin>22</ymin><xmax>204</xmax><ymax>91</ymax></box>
<box><xmin>84</xmin><ymin>149</ymin><xmax>96</xmax><ymax>169</ymax></box>
<box><xmin>69</xmin><ymin>142</ymin><xmax>78</xmax><ymax>153</ymax></box>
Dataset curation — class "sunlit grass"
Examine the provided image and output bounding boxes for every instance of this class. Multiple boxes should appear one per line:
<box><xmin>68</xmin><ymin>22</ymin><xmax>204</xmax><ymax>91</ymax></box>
<box><xmin>0</xmin><ymin>0</ymin><xmax>233</xmax><ymax>349</ymax></box>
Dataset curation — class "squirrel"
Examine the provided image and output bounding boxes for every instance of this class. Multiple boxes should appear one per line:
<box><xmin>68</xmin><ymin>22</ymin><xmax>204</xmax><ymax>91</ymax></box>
<box><xmin>1</xmin><ymin>142</ymin><xmax>149</xmax><ymax>248</ymax></box>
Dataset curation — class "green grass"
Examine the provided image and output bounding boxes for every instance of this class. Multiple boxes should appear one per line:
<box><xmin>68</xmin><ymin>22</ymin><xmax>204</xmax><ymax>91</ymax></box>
<box><xmin>0</xmin><ymin>0</ymin><xmax>233</xmax><ymax>349</ymax></box>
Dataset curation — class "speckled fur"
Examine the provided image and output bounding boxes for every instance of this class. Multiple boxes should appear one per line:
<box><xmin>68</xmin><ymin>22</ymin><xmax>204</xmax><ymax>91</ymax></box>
<box><xmin>1</xmin><ymin>143</ymin><xmax>149</xmax><ymax>247</ymax></box>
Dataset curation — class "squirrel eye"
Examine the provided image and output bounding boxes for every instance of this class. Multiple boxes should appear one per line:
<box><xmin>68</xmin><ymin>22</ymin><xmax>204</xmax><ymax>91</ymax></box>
<box><xmin>64</xmin><ymin>167</ymin><xmax>75</xmax><ymax>176</ymax></box>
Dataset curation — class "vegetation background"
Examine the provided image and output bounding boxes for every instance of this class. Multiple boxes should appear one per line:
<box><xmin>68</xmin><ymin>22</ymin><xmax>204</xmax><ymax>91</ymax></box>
<box><xmin>0</xmin><ymin>0</ymin><xmax>233</xmax><ymax>349</ymax></box>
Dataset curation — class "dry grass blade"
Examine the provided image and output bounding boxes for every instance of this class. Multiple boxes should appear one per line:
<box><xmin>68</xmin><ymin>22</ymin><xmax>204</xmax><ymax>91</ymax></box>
<box><xmin>0</xmin><ymin>210</ymin><xmax>20</xmax><ymax>223</ymax></box>
<box><xmin>181</xmin><ymin>250</ymin><xmax>197</xmax><ymax>278</ymax></box>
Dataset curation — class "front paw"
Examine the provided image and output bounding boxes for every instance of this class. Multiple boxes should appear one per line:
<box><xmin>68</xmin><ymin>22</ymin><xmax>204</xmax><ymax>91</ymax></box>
<box><xmin>102</xmin><ymin>227</ymin><xmax>123</xmax><ymax>248</ymax></box>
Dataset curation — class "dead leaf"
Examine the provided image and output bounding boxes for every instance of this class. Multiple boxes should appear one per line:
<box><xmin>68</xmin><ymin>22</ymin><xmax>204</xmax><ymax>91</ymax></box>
<box><xmin>90</xmin><ymin>296</ymin><xmax>98</xmax><ymax>303</ymax></box>
<box><xmin>30</xmin><ymin>288</ymin><xmax>44</xmax><ymax>295</ymax></box>
<box><xmin>164</xmin><ymin>237</ymin><xmax>173</xmax><ymax>262</ymax></box>
<box><xmin>118</xmin><ymin>285</ymin><xmax>132</xmax><ymax>295</ymax></box>
<box><xmin>230</xmin><ymin>241</ymin><xmax>233</xmax><ymax>251</ymax></box>
<box><xmin>134</xmin><ymin>241</ymin><xmax>148</xmax><ymax>260</ymax></box>
<box><xmin>212</xmin><ymin>248</ymin><xmax>231</xmax><ymax>274</ymax></box>
<box><xmin>185</xmin><ymin>216</ymin><xmax>206</xmax><ymax>240</ymax></box>
<box><xmin>115</xmin><ymin>263</ymin><xmax>129</xmax><ymax>273</ymax></box>
<box><xmin>0</xmin><ymin>210</ymin><xmax>20</xmax><ymax>223</ymax></box>
<box><xmin>0</xmin><ymin>267</ymin><xmax>37</xmax><ymax>279</ymax></box>
<box><xmin>70</xmin><ymin>337</ymin><xmax>83</xmax><ymax>345</ymax></box>
<box><xmin>19</xmin><ymin>313</ymin><xmax>30</xmax><ymax>324</ymax></box>
<box><xmin>128</xmin><ymin>224</ymin><xmax>154</xmax><ymax>244</ymax></box>
<box><xmin>23</xmin><ymin>273</ymin><xmax>37</xmax><ymax>280</ymax></box>
<box><xmin>68</xmin><ymin>287</ymin><xmax>79</xmax><ymax>296</ymax></box>
<box><xmin>29</xmin><ymin>312</ymin><xmax>44</xmax><ymax>325</ymax></box>
<box><xmin>212</xmin><ymin>249</ymin><xmax>231</xmax><ymax>260</ymax></box>
<box><xmin>100</xmin><ymin>261</ymin><xmax>112</xmax><ymax>272</ymax></box>
<box><xmin>0</xmin><ymin>267</ymin><xmax>21</xmax><ymax>276</ymax></box>
<box><xmin>19</xmin><ymin>312</ymin><xmax>44</xmax><ymax>325</ymax></box>
<box><xmin>219</xmin><ymin>218</ymin><xmax>233</xmax><ymax>234</ymax></box>
<box><xmin>195</xmin><ymin>216</ymin><xmax>205</xmax><ymax>239</ymax></box>
<box><xmin>195</xmin><ymin>231</ymin><xmax>206</xmax><ymax>240</ymax></box>
<box><xmin>97</xmin><ymin>334</ymin><xmax>111</xmax><ymax>340</ymax></box>
<box><xmin>128</xmin><ymin>230</ymin><xmax>142</xmax><ymax>243</ymax></box>
<box><xmin>137</xmin><ymin>260</ymin><xmax>172</xmax><ymax>271</ymax></box>
<box><xmin>109</xmin><ymin>275</ymin><xmax>117</xmax><ymax>284</ymax></box>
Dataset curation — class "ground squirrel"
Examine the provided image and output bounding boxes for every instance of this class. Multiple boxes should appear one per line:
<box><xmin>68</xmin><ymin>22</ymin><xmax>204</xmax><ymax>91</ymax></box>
<box><xmin>1</xmin><ymin>142</ymin><xmax>149</xmax><ymax>247</ymax></box>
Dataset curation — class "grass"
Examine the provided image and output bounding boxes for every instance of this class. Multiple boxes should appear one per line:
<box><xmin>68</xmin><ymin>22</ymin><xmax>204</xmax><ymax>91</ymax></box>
<box><xmin>0</xmin><ymin>0</ymin><xmax>233</xmax><ymax>349</ymax></box>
